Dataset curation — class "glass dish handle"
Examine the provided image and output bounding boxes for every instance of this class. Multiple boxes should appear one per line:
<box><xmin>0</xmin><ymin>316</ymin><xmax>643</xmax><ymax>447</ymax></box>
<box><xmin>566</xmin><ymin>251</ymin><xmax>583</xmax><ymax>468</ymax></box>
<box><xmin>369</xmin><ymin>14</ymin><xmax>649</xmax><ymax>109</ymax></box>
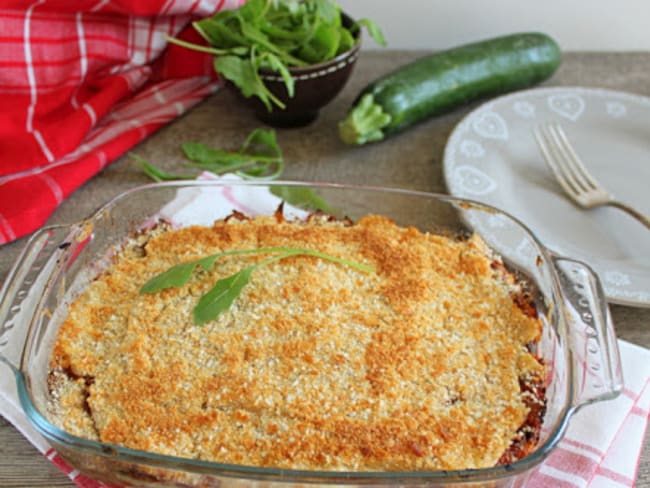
<box><xmin>553</xmin><ymin>256</ymin><xmax>624</xmax><ymax>410</ymax></box>
<box><xmin>0</xmin><ymin>226</ymin><xmax>68</xmax><ymax>372</ymax></box>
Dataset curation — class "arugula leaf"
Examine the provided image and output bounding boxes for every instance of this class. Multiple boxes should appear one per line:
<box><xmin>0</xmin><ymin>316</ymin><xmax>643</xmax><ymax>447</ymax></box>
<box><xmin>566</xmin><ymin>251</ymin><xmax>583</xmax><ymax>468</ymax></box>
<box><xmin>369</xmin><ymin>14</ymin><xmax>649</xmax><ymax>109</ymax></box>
<box><xmin>166</xmin><ymin>0</ymin><xmax>386</xmax><ymax>110</ymax></box>
<box><xmin>139</xmin><ymin>255</ymin><xmax>218</xmax><ymax>293</ymax></box>
<box><xmin>299</xmin><ymin>248</ymin><xmax>375</xmax><ymax>273</ymax></box>
<box><xmin>269</xmin><ymin>186</ymin><xmax>332</xmax><ymax>212</ymax></box>
<box><xmin>196</xmin><ymin>15</ymin><xmax>248</xmax><ymax>47</ymax></box>
<box><xmin>141</xmin><ymin>247</ymin><xmax>290</xmax><ymax>294</ymax></box>
<box><xmin>215</xmin><ymin>54</ymin><xmax>282</xmax><ymax>111</ymax></box>
<box><xmin>133</xmin><ymin>128</ymin><xmax>284</xmax><ymax>181</ymax></box>
<box><xmin>181</xmin><ymin>128</ymin><xmax>284</xmax><ymax>178</ymax></box>
<box><xmin>133</xmin><ymin>129</ymin><xmax>331</xmax><ymax>228</ymax></box>
<box><xmin>240</xmin><ymin>127</ymin><xmax>282</xmax><ymax>159</ymax></box>
<box><xmin>140</xmin><ymin>246</ymin><xmax>375</xmax><ymax>325</ymax></box>
<box><xmin>313</xmin><ymin>0</ymin><xmax>339</xmax><ymax>24</ymax></box>
<box><xmin>140</xmin><ymin>261</ymin><xmax>200</xmax><ymax>293</ymax></box>
<box><xmin>260</xmin><ymin>52</ymin><xmax>294</xmax><ymax>97</ymax></box>
<box><xmin>353</xmin><ymin>18</ymin><xmax>387</xmax><ymax>47</ymax></box>
<box><xmin>181</xmin><ymin>144</ymin><xmax>244</xmax><ymax>165</ymax></box>
<box><xmin>299</xmin><ymin>22</ymin><xmax>341</xmax><ymax>64</ymax></box>
<box><xmin>193</xmin><ymin>264</ymin><xmax>256</xmax><ymax>325</ymax></box>
<box><xmin>338</xmin><ymin>28</ymin><xmax>355</xmax><ymax>54</ymax></box>
<box><xmin>131</xmin><ymin>153</ymin><xmax>195</xmax><ymax>182</ymax></box>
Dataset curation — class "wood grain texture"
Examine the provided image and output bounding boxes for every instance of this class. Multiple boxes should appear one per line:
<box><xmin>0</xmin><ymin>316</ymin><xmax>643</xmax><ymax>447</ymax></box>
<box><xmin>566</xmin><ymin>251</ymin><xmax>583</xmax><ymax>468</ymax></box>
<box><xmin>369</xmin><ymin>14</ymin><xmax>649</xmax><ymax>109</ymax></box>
<box><xmin>0</xmin><ymin>51</ymin><xmax>649</xmax><ymax>487</ymax></box>
<box><xmin>0</xmin><ymin>418</ymin><xmax>72</xmax><ymax>487</ymax></box>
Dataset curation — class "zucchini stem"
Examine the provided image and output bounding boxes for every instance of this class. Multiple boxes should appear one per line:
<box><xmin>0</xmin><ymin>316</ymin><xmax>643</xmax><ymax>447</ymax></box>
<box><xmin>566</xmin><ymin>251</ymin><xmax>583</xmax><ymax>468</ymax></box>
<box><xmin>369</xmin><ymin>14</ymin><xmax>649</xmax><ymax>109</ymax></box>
<box><xmin>338</xmin><ymin>94</ymin><xmax>392</xmax><ymax>145</ymax></box>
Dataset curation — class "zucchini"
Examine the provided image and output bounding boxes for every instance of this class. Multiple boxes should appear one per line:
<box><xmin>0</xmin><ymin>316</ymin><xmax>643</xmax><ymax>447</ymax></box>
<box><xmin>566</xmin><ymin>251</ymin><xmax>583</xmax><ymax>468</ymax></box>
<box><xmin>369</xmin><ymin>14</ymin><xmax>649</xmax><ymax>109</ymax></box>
<box><xmin>338</xmin><ymin>32</ymin><xmax>561</xmax><ymax>145</ymax></box>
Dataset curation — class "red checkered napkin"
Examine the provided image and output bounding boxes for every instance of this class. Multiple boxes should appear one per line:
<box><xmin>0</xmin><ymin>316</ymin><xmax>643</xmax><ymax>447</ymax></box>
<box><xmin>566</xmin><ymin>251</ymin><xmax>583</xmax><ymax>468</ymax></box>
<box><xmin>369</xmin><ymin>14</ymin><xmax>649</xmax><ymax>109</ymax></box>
<box><xmin>0</xmin><ymin>0</ymin><xmax>244</xmax><ymax>246</ymax></box>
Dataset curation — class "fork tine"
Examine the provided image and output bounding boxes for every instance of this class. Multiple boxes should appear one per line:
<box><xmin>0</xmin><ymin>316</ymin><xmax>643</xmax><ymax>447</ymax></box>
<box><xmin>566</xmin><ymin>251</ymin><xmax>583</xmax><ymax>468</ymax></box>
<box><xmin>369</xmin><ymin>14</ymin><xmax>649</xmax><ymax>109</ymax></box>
<box><xmin>533</xmin><ymin>124</ymin><xmax>581</xmax><ymax>197</ymax></box>
<box><xmin>534</xmin><ymin>123</ymin><xmax>650</xmax><ymax>228</ymax></box>
<box><xmin>544</xmin><ymin>123</ymin><xmax>586</xmax><ymax>195</ymax></box>
<box><xmin>547</xmin><ymin>123</ymin><xmax>600</xmax><ymax>191</ymax></box>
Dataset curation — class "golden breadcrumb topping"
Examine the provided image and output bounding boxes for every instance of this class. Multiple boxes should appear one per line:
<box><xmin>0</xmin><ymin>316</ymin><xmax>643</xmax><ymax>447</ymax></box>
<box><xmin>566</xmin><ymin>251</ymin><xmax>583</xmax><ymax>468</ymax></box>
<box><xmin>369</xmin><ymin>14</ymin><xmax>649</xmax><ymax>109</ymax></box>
<box><xmin>48</xmin><ymin>213</ymin><xmax>544</xmax><ymax>471</ymax></box>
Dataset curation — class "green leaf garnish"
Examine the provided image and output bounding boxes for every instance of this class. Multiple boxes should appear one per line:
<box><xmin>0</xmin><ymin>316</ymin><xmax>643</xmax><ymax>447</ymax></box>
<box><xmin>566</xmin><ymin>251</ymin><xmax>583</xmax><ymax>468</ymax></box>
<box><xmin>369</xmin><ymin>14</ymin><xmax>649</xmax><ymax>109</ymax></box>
<box><xmin>139</xmin><ymin>261</ymin><xmax>199</xmax><ymax>293</ymax></box>
<box><xmin>240</xmin><ymin>127</ymin><xmax>283</xmax><ymax>162</ymax></box>
<box><xmin>193</xmin><ymin>264</ymin><xmax>256</xmax><ymax>324</ymax></box>
<box><xmin>130</xmin><ymin>153</ymin><xmax>196</xmax><ymax>182</ymax></box>
<box><xmin>139</xmin><ymin>255</ymin><xmax>218</xmax><ymax>293</ymax></box>
<box><xmin>182</xmin><ymin>128</ymin><xmax>284</xmax><ymax>179</ymax></box>
<box><xmin>166</xmin><ymin>0</ymin><xmax>386</xmax><ymax>110</ymax></box>
<box><xmin>352</xmin><ymin>18</ymin><xmax>387</xmax><ymax>47</ymax></box>
<box><xmin>140</xmin><ymin>248</ymin><xmax>286</xmax><ymax>294</ymax></box>
<box><xmin>133</xmin><ymin>128</ymin><xmax>332</xmax><ymax>214</ymax></box>
<box><xmin>132</xmin><ymin>128</ymin><xmax>284</xmax><ymax>181</ymax></box>
<box><xmin>269</xmin><ymin>185</ymin><xmax>332</xmax><ymax>212</ymax></box>
<box><xmin>140</xmin><ymin>246</ymin><xmax>374</xmax><ymax>325</ymax></box>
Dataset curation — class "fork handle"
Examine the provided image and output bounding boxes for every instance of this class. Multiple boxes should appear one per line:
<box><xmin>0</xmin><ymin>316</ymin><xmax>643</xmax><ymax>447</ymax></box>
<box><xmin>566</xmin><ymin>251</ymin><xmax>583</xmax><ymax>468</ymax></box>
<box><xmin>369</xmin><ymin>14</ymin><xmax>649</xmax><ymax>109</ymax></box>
<box><xmin>609</xmin><ymin>201</ymin><xmax>650</xmax><ymax>230</ymax></box>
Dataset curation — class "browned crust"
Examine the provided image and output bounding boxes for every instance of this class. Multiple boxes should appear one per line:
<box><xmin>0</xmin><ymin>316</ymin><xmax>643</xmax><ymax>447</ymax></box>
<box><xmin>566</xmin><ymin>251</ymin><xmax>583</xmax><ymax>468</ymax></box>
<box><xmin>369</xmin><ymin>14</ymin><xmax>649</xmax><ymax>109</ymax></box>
<box><xmin>48</xmin><ymin>213</ymin><xmax>545</xmax><ymax>471</ymax></box>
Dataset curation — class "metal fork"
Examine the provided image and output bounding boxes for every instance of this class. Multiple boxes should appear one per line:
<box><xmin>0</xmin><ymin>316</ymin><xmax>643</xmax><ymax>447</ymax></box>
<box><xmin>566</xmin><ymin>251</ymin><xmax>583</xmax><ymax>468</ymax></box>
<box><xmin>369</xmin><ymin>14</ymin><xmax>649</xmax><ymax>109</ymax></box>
<box><xmin>533</xmin><ymin>122</ymin><xmax>650</xmax><ymax>229</ymax></box>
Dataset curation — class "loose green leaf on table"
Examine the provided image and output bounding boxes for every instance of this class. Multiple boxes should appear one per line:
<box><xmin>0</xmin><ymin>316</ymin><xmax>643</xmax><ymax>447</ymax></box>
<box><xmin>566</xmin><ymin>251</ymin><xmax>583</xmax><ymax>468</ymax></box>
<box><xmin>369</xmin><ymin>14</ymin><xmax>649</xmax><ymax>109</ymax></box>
<box><xmin>132</xmin><ymin>128</ymin><xmax>284</xmax><ymax>181</ymax></box>
<box><xmin>241</xmin><ymin>126</ymin><xmax>283</xmax><ymax>160</ymax></box>
<box><xmin>182</xmin><ymin>128</ymin><xmax>284</xmax><ymax>178</ymax></box>
<box><xmin>132</xmin><ymin>127</ymin><xmax>331</xmax><ymax>213</ymax></box>
<box><xmin>131</xmin><ymin>153</ymin><xmax>196</xmax><ymax>182</ymax></box>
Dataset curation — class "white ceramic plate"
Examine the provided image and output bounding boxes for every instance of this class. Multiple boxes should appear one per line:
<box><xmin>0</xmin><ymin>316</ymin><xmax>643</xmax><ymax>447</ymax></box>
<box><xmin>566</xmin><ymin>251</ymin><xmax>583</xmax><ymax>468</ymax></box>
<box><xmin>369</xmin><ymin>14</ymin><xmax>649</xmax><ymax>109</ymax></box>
<box><xmin>443</xmin><ymin>87</ymin><xmax>650</xmax><ymax>307</ymax></box>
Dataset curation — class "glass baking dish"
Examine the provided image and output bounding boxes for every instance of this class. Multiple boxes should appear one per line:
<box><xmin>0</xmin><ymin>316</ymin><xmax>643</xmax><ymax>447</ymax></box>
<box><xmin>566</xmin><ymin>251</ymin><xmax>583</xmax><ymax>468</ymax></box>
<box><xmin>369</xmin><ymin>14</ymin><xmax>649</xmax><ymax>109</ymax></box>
<box><xmin>0</xmin><ymin>180</ymin><xmax>623</xmax><ymax>487</ymax></box>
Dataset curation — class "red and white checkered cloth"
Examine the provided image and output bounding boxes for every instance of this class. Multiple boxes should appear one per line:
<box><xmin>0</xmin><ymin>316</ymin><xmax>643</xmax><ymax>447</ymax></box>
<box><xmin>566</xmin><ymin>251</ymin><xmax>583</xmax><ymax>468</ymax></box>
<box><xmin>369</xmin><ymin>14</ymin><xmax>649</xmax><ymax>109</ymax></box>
<box><xmin>0</xmin><ymin>0</ymin><xmax>245</xmax><ymax>245</ymax></box>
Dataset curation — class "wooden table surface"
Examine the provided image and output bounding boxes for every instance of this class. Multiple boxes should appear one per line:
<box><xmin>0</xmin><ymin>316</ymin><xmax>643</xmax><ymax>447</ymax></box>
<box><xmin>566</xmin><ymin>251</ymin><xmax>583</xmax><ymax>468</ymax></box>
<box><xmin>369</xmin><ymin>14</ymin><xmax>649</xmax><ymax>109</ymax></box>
<box><xmin>1</xmin><ymin>51</ymin><xmax>649</xmax><ymax>487</ymax></box>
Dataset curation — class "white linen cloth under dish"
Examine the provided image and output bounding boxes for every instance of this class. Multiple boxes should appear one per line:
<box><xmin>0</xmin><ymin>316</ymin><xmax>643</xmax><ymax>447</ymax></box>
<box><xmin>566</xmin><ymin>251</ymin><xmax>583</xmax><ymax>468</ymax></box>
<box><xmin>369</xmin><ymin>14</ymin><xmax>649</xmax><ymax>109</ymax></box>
<box><xmin>0</xmin><ymin>173</ymin><xmax>648</xmax><ymax>488</ymax></box>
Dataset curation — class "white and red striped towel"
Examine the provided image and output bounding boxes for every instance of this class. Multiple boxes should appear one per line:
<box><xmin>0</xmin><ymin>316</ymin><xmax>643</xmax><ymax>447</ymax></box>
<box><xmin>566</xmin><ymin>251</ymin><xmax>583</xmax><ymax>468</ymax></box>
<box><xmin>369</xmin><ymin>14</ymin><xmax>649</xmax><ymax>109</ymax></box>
<box><xmin>0</xmin><ymin>0</ymin><xmax>245</xmax><ymax>245</ymax></box>
<box><xmin>0</xmin><ymin>174</ymin><xmax>648</xmax><ymax>488</ymax></box>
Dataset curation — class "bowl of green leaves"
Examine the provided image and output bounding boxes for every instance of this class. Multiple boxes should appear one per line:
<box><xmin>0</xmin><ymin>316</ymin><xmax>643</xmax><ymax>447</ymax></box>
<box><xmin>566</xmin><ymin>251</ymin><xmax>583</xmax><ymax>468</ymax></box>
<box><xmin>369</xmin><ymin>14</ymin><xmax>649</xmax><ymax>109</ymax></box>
<box><xmin>169</xmin><ymin>0</ymin><xmax>385</xmax><ymax>127</ymax></box>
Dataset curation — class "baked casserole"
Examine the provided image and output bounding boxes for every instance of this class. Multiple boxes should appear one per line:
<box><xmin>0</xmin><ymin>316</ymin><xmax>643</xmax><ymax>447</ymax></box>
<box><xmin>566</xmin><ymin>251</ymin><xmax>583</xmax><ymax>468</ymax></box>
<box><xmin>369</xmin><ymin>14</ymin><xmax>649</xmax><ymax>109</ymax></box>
<box><xmin>47</xmin><ymin>210</ymin><xmax>546</xmax><ymax>472</ymax></box>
